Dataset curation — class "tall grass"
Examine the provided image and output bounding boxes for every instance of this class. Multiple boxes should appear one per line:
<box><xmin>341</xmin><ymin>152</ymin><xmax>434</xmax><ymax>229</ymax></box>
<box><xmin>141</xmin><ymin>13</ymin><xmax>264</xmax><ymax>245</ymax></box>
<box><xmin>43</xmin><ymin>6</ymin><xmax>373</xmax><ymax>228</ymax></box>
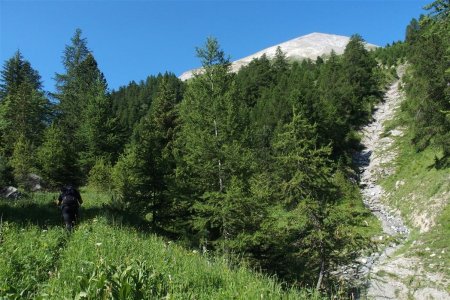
<box><xmin>1</xmin><ymin>190</ymin><xmax>323</xmax><ymax>299</ymax></box>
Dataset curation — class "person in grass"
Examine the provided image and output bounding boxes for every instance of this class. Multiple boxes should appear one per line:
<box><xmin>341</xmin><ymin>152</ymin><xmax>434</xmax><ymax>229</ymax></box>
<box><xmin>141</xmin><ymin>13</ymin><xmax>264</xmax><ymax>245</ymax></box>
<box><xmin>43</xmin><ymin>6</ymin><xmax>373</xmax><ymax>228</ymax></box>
<box><xmin>57</xmin><ymin>185</ymin><xmax>83</xmax><ymax>231</ymax></box>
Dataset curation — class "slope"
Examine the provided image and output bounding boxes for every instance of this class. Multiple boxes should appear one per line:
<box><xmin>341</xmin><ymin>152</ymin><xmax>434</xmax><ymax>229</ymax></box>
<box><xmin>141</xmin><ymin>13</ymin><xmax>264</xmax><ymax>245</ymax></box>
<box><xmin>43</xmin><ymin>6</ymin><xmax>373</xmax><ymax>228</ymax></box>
<box><xmin>0</xmin><ymin>190</ymin><xmax>321</xmax><ymax>299</ymax></box>
<box><xmin>354</xmin><ymin>67</ymin><xmax>450</xmax><ymax>299</ymax></box>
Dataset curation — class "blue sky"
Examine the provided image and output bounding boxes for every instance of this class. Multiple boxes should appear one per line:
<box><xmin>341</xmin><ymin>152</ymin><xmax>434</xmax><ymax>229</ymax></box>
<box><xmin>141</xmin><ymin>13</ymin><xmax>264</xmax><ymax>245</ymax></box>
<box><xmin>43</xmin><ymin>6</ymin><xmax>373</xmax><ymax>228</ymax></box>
<box><xmin>1</xmin><ymin>0</ymin><xmax>429</xmax><ymax>92</ymax></box>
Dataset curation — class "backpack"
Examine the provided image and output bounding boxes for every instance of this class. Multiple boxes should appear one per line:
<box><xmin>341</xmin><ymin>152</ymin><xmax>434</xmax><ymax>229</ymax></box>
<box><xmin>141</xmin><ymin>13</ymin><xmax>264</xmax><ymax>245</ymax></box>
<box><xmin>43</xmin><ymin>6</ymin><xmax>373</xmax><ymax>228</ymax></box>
<box><xmin>62</xmin><ymin>187</ymin><xmax>79</xmax><ymax>207</ymax></box>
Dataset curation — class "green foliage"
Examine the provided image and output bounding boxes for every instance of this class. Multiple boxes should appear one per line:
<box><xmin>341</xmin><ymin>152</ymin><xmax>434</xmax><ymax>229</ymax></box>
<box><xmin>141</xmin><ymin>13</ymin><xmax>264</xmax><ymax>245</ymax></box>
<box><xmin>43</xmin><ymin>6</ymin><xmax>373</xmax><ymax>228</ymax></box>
<box><xmin>10</xmin><ymin>135</ymin><xmax>35</xmax><ymax>190</ymax></box>
<box><xmin>76</xmin><ymin>54</ymin><xmax>118</xmax><ymax>172</ymax></box>
<box><xmin>403</xmin><ymin>5</ymin><xmax>450</xmax><ymax>159</ymax></box>
<box><xmin>341</xmin><ymin>35</ymin><xmax>379</xmax><ymax>126</ymax></box>
<box><xmin>0</xmin><ymin>52</ymin><xmax>50</xmax><ymax>172</ymax></box>
<box><xmin>0</xmin><ymin>50</ymin><xmax>42</xmax><ymax>101</ymax></box>
<box><xmin>0</xmin><ymin>154</ymin><xmax>12</xmax><ymax>186</ymax></box>
<box><xmin>52</xmin><ymin>29</ymin><xmax>119</xmax><ymax>183</ymax></box>
<box><xmin>176</xmin><ymin>37</ymin><xmax>259</xmax><ymax>248</ymax></box>
<box><xmin>0</xmin><ymin>28</ymin><xmax>390</xmax><ymax>295</ymax></box>
<box><xmin>111</xmin><ymin>145</ymin><xmax>147</xmax><ymax>213</ymax></box>
<box><xmin>0</xmin><ymin>52</ymin><xmax>50</xmax><ymax>188</ymax></box>
<box><xmin>0</xmin><ymin>222</ymin><xmax>66</xmax><ymax>299</ymax></box>
<box><xmin>88</xmin><ymin>158</ymin><xmax>113</xmax><ymax>192</ymax></box>
<box><xmin>37</xmin><ymin>124</ymin><xmax>79</xmax><ymax>188</ymax></box>
<box><xmin>0</xmin><ymin>192</ymin><xmax>323</xmax><ymax>299</ymax></box>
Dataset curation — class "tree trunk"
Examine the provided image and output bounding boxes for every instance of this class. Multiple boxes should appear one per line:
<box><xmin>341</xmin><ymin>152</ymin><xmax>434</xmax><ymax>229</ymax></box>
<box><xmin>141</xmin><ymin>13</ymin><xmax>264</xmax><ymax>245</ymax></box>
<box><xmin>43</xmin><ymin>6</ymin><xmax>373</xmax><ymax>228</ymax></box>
<box><xmin>316</xmin><ymin>257</ymin><xmax>325</xmax><ymax>291</ymax></box>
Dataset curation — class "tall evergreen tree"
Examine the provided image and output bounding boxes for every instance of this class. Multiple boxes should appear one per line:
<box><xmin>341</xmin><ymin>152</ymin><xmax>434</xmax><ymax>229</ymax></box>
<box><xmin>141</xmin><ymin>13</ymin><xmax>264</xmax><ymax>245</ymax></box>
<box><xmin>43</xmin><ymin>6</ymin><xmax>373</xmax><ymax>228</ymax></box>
<box><xmin>37</xmin><ymin>124</ymin><xmax>79</xmax><ymax>188</ymax></box>
<box><xmin>341</xmin><ymin>35</ymin><xmax>379</xmax><ymax>126</ymax></box>
<box><xmin>175</xmin><ymin>37</ymin><xmax>256</xmax><ymax>248</ymax></box>
<box><xmin>0</xmin><ymin>50</ymin><xmax>42</xmax><ymax>101</ymax></box>
<box><xmin>0</xmin><ymin>81</ymin><xmax>49</xmax><ymax>157</ymax></box>
<box><xmin>52</xmin><ymin>29</ymin><xmax>117</xmax><ymax>181</ymax></box>
<box><xmin>403</xmin><ymin>2</ymin><xmax>450</xmax><ymax>160</ymax></box>
<box><xmin>111</xmin><ymin>75</ymin><xmax>181</xmax><ymax>224</ymax></box>
<box><xmin>0</xmin><ymin>51</ymin><xmax>51</xmax><ymax>175</ymax></box>
<box><xmin>76</xmin><ymin>53</ymin><xmax>118</xmax><ymax>172</ymax></box>
<box><xmin>10</xmin><ymin>135</ymin><xmax>34</xmax><ymax>189</ymax></box>
<box><xmin>54</xmin><ymin>29</ymin><xmax>92</xmax><ymax>138</ymax></box>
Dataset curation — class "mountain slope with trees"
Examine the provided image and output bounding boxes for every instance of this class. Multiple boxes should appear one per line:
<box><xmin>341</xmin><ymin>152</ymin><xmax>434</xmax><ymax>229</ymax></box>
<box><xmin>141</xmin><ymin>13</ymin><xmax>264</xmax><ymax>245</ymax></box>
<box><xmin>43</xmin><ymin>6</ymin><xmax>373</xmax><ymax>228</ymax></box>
<box><xmin>1</xmin><ymin>1</ymin><xmax>448</xmax><ymax>296</ymax></box>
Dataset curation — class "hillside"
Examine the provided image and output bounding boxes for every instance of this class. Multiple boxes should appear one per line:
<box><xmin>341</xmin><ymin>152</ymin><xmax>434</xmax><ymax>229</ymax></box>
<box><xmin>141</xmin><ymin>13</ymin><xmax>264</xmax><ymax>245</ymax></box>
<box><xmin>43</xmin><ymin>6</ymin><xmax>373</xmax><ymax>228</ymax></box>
<box><xmin>349</xmin><ymin>65</ymin><xmax>450</xmax><ymax>299</ymax></box>
<box><xmin>0</xmin><ymin>191</ymin><xmax>321</xmax><ymax>299</ymax></box>
<box><xmin>179</xmin><ymin>32</ymin><xmax>378</xmax><ymax>80</ymax></box>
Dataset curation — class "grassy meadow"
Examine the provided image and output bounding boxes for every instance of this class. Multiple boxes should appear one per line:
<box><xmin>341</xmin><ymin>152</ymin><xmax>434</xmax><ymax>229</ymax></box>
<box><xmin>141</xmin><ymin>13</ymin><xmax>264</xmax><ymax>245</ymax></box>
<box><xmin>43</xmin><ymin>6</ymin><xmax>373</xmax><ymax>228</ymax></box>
<box><xmin>0</xmin><ymin>190</ymin><xmax>323</xmax><ymax>299</ymax></box>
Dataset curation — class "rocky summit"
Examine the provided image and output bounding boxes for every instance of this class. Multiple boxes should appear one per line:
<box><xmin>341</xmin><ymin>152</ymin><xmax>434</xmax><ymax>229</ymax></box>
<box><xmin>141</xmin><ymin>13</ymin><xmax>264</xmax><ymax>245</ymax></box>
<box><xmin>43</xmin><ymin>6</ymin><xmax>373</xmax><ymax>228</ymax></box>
<box><xmin>179</xmin><ymin>32</ymin><xmax>378</xmax><ymax>81</ymax></box>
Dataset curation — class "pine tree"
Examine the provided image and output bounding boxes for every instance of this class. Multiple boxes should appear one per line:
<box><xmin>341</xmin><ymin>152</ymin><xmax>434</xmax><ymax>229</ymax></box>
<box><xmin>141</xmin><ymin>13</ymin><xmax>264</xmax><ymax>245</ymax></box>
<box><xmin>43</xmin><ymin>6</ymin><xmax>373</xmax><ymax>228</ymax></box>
<box><xmin>0</xmin><ymin>50</ymin><xmax>42</xmax><ymax>101</ymax></box>
<box><xmin>37</xmin><ymin>124</ymin><xmax>79</xmax><ymax>188</ymax></box>
<box><xmin>110</xmin><ymin>74</ymin><xmax>183</xmax><ymax>224</ymax></box>
<box><xmin>404</xmin><ymin>3</ymin><xmax>450</xmax><ymax>160</ymax></box>
<box><xmin>0</xmin><ymin>81</ymin><xmax>49</xmax><ymax>157</ymax></box>
<box><xmin>76</xmin><ymin>53</ymin><xmax>118</xmax><ymax>172</ymax></box>
<box><xmin>10</xmin><ymin>135</ymin><xmax>34</xmax><ymax>189</ymax></box>
<box><xmin>269</xmin><ymin>112</ymin><xmax>355</xmax><ymax>288</ymax></box>
<box><xmin>0</xmin><ymin>52</ymin><xmax>50</xmax><ymax>187</ymax></box>
<box><xmin>341</xmin><ymin>35</ymin><xmax>379</xmax><ymax>127</ymax></box>
<box><xmin>175</xmin><ymin>37</ymin><xmax>256</xmax><ymax>248</ymax></box>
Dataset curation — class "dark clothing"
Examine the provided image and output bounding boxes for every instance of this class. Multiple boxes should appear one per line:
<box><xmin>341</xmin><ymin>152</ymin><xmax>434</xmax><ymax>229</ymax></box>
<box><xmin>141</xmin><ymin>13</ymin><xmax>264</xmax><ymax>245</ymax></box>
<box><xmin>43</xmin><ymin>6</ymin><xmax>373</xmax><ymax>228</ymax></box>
<box><xmin>57</xmin><ymin>186</ymin><xmax>82</xmax><ymax>230</ymax></box>
<box><xmin>62</xmin><ymin>205</ymin><xmax>78</xmax><ymax>231</ymax></box>
<box><xmin>57</xmin><ymin>186</ymin><xmax>83</xmax><ymax>207</ymax></box>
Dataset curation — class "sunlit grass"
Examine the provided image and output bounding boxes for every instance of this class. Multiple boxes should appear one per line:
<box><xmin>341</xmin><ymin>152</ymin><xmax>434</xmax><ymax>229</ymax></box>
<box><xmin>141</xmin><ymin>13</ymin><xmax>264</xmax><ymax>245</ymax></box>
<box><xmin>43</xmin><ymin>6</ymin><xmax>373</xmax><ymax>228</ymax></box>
<box><xmin>1</xmin><ymin>189</ymin><xmax>323</xmax><ymax>299</ymax></box>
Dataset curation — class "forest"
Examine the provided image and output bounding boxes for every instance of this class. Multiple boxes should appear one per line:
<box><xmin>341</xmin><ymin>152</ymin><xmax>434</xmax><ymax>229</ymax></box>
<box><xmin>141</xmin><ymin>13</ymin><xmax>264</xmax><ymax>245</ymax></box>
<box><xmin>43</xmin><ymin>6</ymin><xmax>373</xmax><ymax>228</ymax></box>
<box><xmin>0</xmin><ymin>0</ymin><xmax>448</xmax><ymax>294</ymax></box>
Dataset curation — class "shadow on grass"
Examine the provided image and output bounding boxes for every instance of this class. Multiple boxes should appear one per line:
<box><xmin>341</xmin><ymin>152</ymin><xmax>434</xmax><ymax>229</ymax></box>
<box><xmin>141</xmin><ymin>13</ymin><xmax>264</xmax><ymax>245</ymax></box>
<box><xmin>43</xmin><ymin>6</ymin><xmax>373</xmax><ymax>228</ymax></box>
<box><xmin>100</xmin><ymin>206</ymin><xmax>180</xmax><ymax>240</ymax></box>
<box><xmin>427</xmin><ymin>154</ymin><xmax>450</xmax><ymax>170</ymax></box>
<box><xmin>0</xmin><ymin>199</ymin><xmax>103</xmax><ymax>229</ymax></box>
<box><xmin>0</xmin><ymin>199</ymin><xmax>177</xmax><ymax>240</ymax></box>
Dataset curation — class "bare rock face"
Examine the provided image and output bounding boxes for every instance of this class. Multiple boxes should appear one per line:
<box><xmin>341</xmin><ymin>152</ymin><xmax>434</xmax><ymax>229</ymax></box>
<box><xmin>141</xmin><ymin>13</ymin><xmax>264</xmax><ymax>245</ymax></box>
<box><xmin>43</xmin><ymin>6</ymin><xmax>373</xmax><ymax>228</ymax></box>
<box><xmin>179</xmin><ymin>32</ymin><xmax>378</xmax><ymax>80</ymax></box>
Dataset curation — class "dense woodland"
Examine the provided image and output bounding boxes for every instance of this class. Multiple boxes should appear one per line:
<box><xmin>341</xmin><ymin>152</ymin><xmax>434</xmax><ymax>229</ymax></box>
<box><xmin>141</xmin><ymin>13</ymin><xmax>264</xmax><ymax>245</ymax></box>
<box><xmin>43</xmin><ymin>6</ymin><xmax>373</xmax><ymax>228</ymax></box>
<box><xmin>0</xmin><ymin>0</ymin><xmax>448</xmax><ymax>290</ymax></box>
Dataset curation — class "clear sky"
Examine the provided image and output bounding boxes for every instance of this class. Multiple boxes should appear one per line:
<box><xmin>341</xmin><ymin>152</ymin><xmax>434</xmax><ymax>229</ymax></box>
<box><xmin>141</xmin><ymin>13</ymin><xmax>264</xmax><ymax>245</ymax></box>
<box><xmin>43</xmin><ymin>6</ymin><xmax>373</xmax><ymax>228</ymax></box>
<box><xmin>1</xmin><ymin>0</ymin><xmax>429</xmax><ymax>92</ymax></box>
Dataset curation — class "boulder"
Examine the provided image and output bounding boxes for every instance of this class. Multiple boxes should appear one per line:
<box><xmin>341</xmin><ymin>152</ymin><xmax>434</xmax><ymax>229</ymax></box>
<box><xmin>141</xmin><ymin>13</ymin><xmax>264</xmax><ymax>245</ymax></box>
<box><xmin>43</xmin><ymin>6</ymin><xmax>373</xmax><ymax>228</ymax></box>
<box><xmin>25</xmin><ymin>173</ymin><xmax>43</xmax><ymax>192</ymax></box>
<box><xmin>0</xmin><ymin>186</ymin><xmax>20</xmax><ymax>199</ymax></box>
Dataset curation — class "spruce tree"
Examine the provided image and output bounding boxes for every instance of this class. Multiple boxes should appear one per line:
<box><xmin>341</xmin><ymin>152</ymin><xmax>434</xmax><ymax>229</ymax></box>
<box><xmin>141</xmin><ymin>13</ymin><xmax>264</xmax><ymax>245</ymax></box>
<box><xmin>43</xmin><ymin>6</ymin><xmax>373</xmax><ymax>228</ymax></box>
<box><xmin>341</xmin><ymin>35</ymin><xmax>378</xmax><ymax>126</ymax></box>
<box><xmin>176</xmin><ymin>37</ymin><xmax>256</xmax><ymax>249</ymax></box>
<box><xmin>404</xmin><ymin>3</ymin><xmax>450</xmax><ymax>160</ymax></box>
<box><xmin>0</xmin><ymin>53</ymin><xmax>50</xmax><ymax>187</ymax></box>
<box><xmin>37</xmin><ymin>124</ymin><xmax>79</xmax><ymax>188</ymax></box>
<box><xmin>0</xmin><ymin>50</ymin><xmax>42</xmax><ymax>101</ymax></box>
<box><xmin>10</xmin><ymin>135</ymin><xmax>35</xmax><ymax>189</ymax></box>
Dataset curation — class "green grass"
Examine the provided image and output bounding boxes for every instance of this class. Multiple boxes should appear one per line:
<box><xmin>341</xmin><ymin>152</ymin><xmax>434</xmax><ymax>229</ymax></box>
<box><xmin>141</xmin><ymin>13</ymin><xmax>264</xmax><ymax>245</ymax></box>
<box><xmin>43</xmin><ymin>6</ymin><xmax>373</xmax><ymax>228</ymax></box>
<box><xmin>0</xmin><ymin>190</ymin><xmax>323</xmax><ymax>299</ymax></box>
<box><xmin>380</xmin><ymin>112</ymin><xmax>450</xmax><ymax>287</ymax></box>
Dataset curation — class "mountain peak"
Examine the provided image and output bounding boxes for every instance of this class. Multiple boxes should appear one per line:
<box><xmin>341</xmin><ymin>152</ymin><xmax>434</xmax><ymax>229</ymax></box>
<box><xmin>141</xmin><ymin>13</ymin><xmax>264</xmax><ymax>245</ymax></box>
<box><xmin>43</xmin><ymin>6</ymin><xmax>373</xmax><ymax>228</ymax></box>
<box><xmin>179</xmin><ymin>32</ymin><xmax>378</xmax><ymax>81</ymax></box>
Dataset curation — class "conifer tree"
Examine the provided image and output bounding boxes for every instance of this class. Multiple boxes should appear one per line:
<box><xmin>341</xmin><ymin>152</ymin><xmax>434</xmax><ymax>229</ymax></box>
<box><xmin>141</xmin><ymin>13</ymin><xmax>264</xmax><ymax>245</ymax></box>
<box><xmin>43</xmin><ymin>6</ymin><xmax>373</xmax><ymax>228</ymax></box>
<box><xmin>341</xmin><ymin>35</ymin><xmax>378</xmax><ymax>126</ymax></box>
<box><xmin>175</xmin><ymin>37</ymin><xmax>256</xmax><ymax>248</ymax></box>
<box><xmin>37</xmin><ymin>124</ymin><xmax>79</xmax><ymax>188</ymax></box>
<box><xmin>0</xmin><ymin>81</ymin><xmax>49</xmax><ymax>157</ymax></box>
<box><xmin>0</xmin><ymin>50</ymin><xmax>42</xmax><ymax>101</ymax></box>
<box><xmin>268</xmin><ymin>112</ymin><xmax>360</xmax><ymax>288</ymax></box>
<box><xmin>0</xmin><ymin>52</ymin><xmax>50</xmax><ymax>187</ymax></box>
<box><xmin>404</xmin><ymin>2</ymin><xmax>450</xmax><ymax>160</ymax></box>
<box><xmin>111</xmin><ymin>75</ymin><xmax>181</xmax><ymax>221</ymax></box>
<box><xmin>10</xmin><ymin>135</ymin><xmax>34</xmax><ymax>189</ymax></box>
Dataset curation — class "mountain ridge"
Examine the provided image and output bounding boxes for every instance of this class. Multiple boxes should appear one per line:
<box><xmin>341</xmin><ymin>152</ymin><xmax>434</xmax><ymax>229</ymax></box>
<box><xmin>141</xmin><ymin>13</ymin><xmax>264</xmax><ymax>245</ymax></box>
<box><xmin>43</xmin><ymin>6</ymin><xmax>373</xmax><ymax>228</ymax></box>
<box><xmin>179</xmin><ymin>32</ymin><xmax>378</xmax><ymax>81</ymax></box>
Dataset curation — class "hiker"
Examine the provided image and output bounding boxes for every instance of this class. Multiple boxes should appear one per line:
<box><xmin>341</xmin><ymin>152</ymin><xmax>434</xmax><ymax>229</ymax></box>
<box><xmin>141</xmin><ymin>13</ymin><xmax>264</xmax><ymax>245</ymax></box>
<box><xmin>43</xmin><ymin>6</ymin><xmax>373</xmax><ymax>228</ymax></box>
<box><xmin>57</xmin><ymin>185</ymin><xmax>83</xmax><ymax>231</ymax></box>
